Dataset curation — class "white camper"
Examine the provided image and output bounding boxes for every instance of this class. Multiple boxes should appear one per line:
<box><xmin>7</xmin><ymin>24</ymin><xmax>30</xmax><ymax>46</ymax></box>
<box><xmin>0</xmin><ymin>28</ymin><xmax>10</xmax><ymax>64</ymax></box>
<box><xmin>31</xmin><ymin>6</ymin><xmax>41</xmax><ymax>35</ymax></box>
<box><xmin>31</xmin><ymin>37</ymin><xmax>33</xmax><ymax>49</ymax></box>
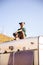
<box><xmin>0</xmin><ymin>36</ymin><xmax>40</xmax><ymax>65</ymax></box>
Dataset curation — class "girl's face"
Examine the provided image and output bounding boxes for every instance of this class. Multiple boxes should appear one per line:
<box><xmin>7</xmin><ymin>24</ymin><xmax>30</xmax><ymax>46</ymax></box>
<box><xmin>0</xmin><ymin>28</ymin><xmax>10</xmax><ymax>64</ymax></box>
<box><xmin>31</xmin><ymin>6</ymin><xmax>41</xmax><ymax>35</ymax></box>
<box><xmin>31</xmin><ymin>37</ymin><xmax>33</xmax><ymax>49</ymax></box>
<box><xmin>20</xmin><ymin>23</ymin><xmax>24</xmax><ymax>28</ymax></box>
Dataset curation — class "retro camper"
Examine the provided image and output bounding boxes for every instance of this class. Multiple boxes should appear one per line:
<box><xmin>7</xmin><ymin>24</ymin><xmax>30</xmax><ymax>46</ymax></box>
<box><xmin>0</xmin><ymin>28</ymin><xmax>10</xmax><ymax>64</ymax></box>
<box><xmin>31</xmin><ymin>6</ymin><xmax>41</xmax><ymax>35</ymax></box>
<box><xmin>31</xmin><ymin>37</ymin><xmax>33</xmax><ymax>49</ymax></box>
<box><xmin>0</xmin><ymin>36</ymin><xmax>40</xmax><ymax>65</ymax></box>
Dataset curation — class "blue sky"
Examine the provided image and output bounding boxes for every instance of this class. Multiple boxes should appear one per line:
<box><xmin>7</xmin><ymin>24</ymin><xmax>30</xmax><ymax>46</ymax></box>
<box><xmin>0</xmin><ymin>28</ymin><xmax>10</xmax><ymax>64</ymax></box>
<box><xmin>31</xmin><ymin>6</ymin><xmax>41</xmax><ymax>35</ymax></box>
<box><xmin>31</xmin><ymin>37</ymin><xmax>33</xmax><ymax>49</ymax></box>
<box><xmin>0</xmin><ymin>0</ymin><xmax>43</xmax><ymax>37</ymax></box>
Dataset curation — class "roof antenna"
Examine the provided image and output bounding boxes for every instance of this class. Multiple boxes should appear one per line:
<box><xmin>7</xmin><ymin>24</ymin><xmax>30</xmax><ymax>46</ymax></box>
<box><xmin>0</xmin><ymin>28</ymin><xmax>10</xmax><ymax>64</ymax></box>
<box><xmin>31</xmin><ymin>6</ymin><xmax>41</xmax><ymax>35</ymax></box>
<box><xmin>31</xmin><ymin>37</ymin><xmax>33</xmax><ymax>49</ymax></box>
<box><xmin>0</xmin><ymin>26</ymin><xmax>4</xmax><ymax>34</ymax></box>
